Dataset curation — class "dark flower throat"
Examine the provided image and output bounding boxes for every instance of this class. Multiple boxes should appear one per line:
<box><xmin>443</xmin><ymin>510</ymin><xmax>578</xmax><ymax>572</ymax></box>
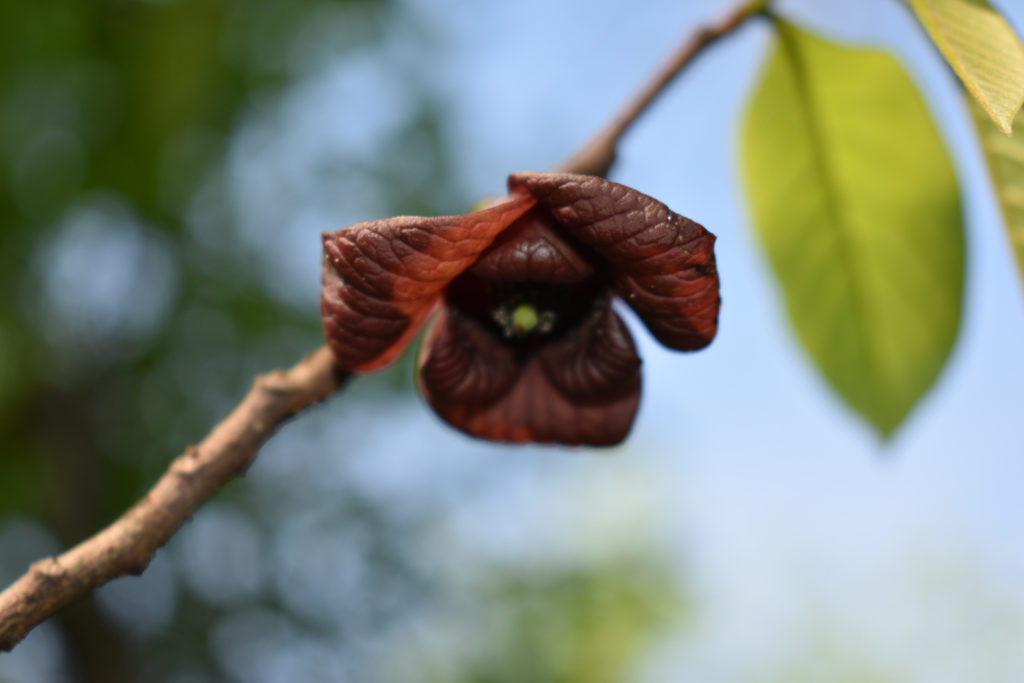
<box><xmin>446</xmin><ymin>207</ymin><xmax>607</xmax><ymax>349</ymax></box>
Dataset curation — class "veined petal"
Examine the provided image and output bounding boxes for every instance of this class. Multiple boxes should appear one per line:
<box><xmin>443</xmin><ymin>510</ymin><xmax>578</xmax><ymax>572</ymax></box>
<box><xmin>508</xmin><ymin>172</ymin><xmax>720</xmax><ymax>350</ymax></box>
<box><xmin>468</xmin><ymin>207</ymin><xmax>596</xmax><ymax>284</ymax></box>
<box><xmin>538</xmin><ymin>297</ymin><xmax>641</xmax><ymax>399</ymax></box>
<box><xmin>321</xmin><ymin>194</ymin><xmax>535</xmax><ymax>371</ymax></box>
<box><xmin>419</xmin><ymin>308</ymin><xmax>519</xmax><ymax>407</ymax></box>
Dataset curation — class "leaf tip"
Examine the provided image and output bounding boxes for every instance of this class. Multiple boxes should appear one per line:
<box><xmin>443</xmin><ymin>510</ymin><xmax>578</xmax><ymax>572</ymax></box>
<box><xmin>860</xmin><ymin>404</ymin><xmax>905</xmax><ymax>443</ymax></box>
<box><xmin>994</xmin><ymin>112</ymin><xmax>1015</xmax><ymax>136</ymax></box>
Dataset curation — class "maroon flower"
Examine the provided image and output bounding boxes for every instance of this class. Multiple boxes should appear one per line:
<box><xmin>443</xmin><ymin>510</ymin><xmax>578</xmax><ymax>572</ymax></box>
<box><xmin>321</xmin><ymin>172</ymin><xmax>720</xmax><ymax>446</ymax></box>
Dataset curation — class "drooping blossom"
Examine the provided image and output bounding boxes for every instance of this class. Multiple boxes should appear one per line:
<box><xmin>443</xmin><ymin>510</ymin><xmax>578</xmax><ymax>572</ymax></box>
<box><xmin>321</xmin><ymin>172</ymin><xmax>720</xmax><ymax>446</ymax></box>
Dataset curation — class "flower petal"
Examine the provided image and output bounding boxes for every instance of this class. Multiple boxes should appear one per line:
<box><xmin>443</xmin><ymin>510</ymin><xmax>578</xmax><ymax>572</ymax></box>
<box><xmin>538</xmin><ymin>297</ymin><xmax>641</xmax><ymax>399</ymax></box>
<box><xmin>419</xmin><ymin>308</ymin><xmax>519</xmax><ymax>407</ymax></box>
<box><xmin>321</xmin><ymin>194</ymin><xmax>535</xmax><ymax>371</ymax></box>
<box><xmin>418</xmin><ymin>301</ymin><xmax>641</xmax><ymax>447</ymax></box>
<box><xmin>508</xmin><ymin>172</ymin><xmax>720</xmax><ymax>350</ymax></box>
<box><xmin>468</xmin><ymin>207</ymin><xmax>596</xmax><ymax>284</ymax></box>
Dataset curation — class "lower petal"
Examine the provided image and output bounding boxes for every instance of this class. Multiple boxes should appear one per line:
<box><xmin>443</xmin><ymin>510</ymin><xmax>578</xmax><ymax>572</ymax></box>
<box><xmin>418</xmin><ymin>306</ymin><xmax>641</xmax><ymax>447</ymax></box>
<box><xmin>538</xmin><ymin>299</ymin><xmax>641</xmax><ymax>399</ymax></box>
<box><xmin>419</xmin><ymin>308</ymin><xmax>519</xmax><ymax>407</ymax></box>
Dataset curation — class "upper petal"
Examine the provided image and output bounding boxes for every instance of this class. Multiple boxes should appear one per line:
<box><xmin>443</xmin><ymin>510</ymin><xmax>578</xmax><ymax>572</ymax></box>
<box><xmin>467</xmin><ymin>207</ymin><xmax>596</xmax><ymax>284</ymax></box>
<box><xmin>508</xmin><ymin>172</ymin><xmax>720</xmax><ymax>350</ymax></box>
<box><xmin>321</xmin><ymin>194</ymin><xmax>535</xmax><ymax>371</ymax></box>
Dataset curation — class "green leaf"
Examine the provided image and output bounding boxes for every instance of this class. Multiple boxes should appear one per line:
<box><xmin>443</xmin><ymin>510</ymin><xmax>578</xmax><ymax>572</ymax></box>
<box><xmin>907</xmin><ymin>0</ymin><xmax>1024</xmax><ymax>135</ymax></box>
<box><xmin>972</xmin><ymin>99</ymin><xmax>1024</xmax><ymax>291</ymax></box>
<box><xmin>741</xmin><ymin>21</ymin><xmax>964</xmax><ymax>436</ymax></box>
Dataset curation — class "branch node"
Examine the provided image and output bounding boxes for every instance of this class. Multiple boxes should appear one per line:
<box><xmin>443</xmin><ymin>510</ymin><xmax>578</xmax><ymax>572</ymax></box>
<box><xmin>171</xmin><ymin>455</ymin><xmax>202</xmax><ymax>479</ymax></box>
<box><xmin>256</xmin><ymin>370</ymin><xmax>290</xmax><ymax>395</ymax></box>
<box><xmin>124</xmin><ymin>556</ymin><xmax>151</xmax><ymax>577</ymax></box>
<box><xmin>31</xmin><ymin>558</ymin><xmax>65</xmax><ymax>582</ymax></box>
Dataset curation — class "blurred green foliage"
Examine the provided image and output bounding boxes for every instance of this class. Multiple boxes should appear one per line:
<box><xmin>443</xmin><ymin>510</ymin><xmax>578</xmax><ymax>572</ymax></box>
<box><xmin>0</xmin><ymin>0</ymin><xmax>480</xmax><ymax>525</ymax></box>
<box><xmin>455</xmin><ymin>563</ymin><xmax>682</xmax><ymax>683</ymax></box>
<box><xmin>1</xmin><ymin>0</ymin><xmax>356</xmax><ymax>522</ymax></box>
<box><xmin>382</xmin><ymin>560</ymin><xmax>685</xmax><ymax>683</ymax></box>
<box><xmin>0</xmin><ymin>0</ymin><xmax>433</xmax><ymax>677</ymax></box>
<box><xmin>973</xmin><ymin>100</ymin><xmax>1024</xmax><ymax>291</ymax></box>
<box><xmin>0</xmin><ymin>1</ymin><xmax>686</xmax><ymax>681</ymax></box>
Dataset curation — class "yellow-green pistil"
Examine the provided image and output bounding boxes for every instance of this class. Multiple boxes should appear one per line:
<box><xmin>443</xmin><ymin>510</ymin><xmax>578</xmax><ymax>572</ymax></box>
<box><xmin>493</xmin><ymin>301</ymin><xmax>557</xmax><ymax>338</ymax></box>
<box><xmin>512</xmin><ymin>302</ymin><xmax>539</xmax><ymax>334</ymax></box>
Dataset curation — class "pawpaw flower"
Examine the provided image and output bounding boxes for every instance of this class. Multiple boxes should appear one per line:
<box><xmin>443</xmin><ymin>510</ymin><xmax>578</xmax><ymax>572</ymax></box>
<box><xmin>321</xmin><ymin>172</ymin><xmax>720</xmax><ymax>446</ymax></box>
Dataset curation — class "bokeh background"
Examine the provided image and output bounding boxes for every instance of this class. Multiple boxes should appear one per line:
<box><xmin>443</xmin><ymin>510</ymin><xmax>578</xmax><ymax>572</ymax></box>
<box><xmin>2</xmin><ymin>0</ymin><xmax>1023</xmax><ymax>681</ymax></box>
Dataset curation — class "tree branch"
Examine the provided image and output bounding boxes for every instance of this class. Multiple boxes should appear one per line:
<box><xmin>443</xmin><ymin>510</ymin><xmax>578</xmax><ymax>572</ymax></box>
<box><xmin>555</xmin><ymin>0</ymin><xmax>765</xmax><ymax>178</ymax></box>
<box><xmin>0</xmin><ymin>0</ymin><xmax>762</xmax><ymax>652</ymax></box>
<box><xmin>0</xmin><ymin>347</ymin><xmax>348</xmax><ymax>651</ymax></box>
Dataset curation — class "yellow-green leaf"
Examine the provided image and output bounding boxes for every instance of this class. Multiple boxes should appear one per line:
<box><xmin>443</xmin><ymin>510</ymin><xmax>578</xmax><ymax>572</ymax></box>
<box><xmin>741</xmin><ymin>21</ymin><xmax>964</xmax><ymax>436</ymax></box>
<box><xmin>907</xmin><ymin>0</ymin><xmax>1024</xmax><ymax>134</ymax></box>
<box><xmin>972</xmin><ymin>99</ymin><xmax>1024</xmax><ymax>290</ymax></box>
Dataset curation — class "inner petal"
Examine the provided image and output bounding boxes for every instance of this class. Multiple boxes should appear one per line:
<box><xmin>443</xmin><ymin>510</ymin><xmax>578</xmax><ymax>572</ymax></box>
<box><xmin>468</xmin><ymin>207</ymin><xmax>596</xmax><ymax>284</ymax></box>
<box><xmin>448</xmin><ymin>210</ymin><xmax>608</xmax><ymax>345</ymax></box>
<box><xmin>419</xmin><ymin>308</ymin><xmax>518</xmax><ymax>407</ymax></box>
<box><xmin>538</xmin><ymin>299</ymin><xmax>641</xmax><ymax>400</ymax></box>
<box><xmin>506</xmin><ymin>172</ymin><xmax>720</xmax><ymax>352</ymax></box>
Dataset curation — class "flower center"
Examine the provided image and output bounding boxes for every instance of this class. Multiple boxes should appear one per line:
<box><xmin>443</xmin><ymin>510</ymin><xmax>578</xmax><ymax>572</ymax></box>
<box><xmin>447</xmin><ymin>270</ymin><xmax>606</xmax><ymax>346</ymax></box>
<box><xmin>492</xmin><ymin>301</ymin><xmax>557</xmax><ymax>339</ymax></box>
<box><xmin>446</xmin><ymin>206</ymin><xmax>608</xmax><ymax>346</ymax></box>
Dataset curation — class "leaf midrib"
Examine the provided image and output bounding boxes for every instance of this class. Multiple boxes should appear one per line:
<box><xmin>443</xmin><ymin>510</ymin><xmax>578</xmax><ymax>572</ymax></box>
<box><xmin>776</xmin><ymin>23</ymin><xmax>881</xmax><ymax>400</ymax></box>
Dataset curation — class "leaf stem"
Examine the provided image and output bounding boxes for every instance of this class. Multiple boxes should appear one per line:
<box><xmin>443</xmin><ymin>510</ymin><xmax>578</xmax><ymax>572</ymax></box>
<box><xmin>557</xmin><ymin>0</ymin><xmax>767</xmax><ymax>177</ymax></box>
